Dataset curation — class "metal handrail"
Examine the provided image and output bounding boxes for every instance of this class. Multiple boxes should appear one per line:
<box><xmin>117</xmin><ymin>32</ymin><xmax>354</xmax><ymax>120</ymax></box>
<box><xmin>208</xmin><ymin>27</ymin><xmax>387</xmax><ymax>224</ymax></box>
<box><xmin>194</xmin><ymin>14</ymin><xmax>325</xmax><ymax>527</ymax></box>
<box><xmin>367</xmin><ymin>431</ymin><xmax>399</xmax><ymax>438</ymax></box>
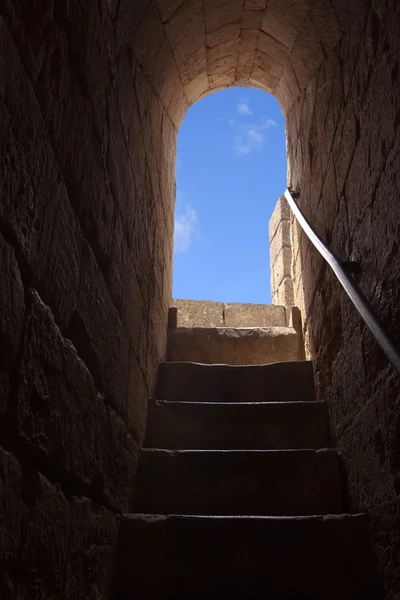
<box><xmin>284</xmin><ymin>187</ymin><xmax>400</xmax><ymax>375</ymax></box>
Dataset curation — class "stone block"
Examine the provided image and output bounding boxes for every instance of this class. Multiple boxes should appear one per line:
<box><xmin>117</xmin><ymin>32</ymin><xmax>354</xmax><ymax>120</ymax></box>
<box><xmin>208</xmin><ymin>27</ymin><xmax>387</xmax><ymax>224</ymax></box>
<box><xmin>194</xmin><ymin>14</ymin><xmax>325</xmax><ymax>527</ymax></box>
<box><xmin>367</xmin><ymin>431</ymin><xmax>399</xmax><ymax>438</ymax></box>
<box><xmin>167</xmin><ymin>326</ymin><xmax>302</xmax><ymax>365</ymax></box>
<box><xmin>207</xmin><ymin>42</ymin><xmax>237</xmax><ymax>76</ymax></box>
<box><xmin>116</xmin><ymin>512</ymin><xmax>379</xmax><ymax>599</ymax></box>
<box><xmin>224</xmin><ymin>303</ymin><xmax>286</xmax><ymax>327</ymax></box>
<box><xmin>204</xmin><ymin>0</ymin><xmax>243</xmax><ymax>33</ymax></box>
<box><xmin>206</xmin><ymin>22</ymin><xmax>240</xmax><ymax>48</ymax></box>
<box><xmin>0</xmin><ymin>22</ymin><xmax>81</xmax><ymax>329</ymax></box>
<box><xmin>156</xmin><ymin>0</ymin><xmax>186</xmax><ymax>23</ymax></box>
<box><xmin>310</xmin><ymin>0</ymin><xmax>341</xmax><ymax>55</ymax></box>
<box><xmin>242</xmin><ymin>9</ymin><xmax>264</xmax><ymax>29</ymax></box>
<box><xmin>185</xmin><ymin>72</ymin><xmax>210</xmax><ymax>103</ymax></box>
<box><xmin>250</xmin><ymin>63</ymin><xmax>280</xmax><ymax>93</ymax></box>
<box><xmin>157</xmin><ymin>360</ymin><xmax>315</xmax><ymax>404</ymax></box>
<box><xmin>15</xmin><ymin>289</ymin><xmax>137</xmax><ymax>512</ymax></box>
<box><xmin>136</xmin><ymin>447</ymin><xmax>342</xmax><ymax>515</ymax></box>
<box><xmin>244</xmin><ymin>0</ymin><xmax>267</xmax><ymax>9</ymax></box>
<box><xmin>257</xmin><ymin>31</ymin><xmax>289</xmax><ymax>66</ymax></box>
<box><xmin>261</xmin><ymin>2</ymin><xmax>300</xmax><ymax>50</ymax></box>
<box><xmin>0</xmin><ymin>233</ymin><xmax>25</xmax><ymax>415</ymax></box>
<box><xmin>180</xmin><ymin>46</ymin><xmax>207</xmax><ymax>84</ymax></box>
<box><xmin>18</xmin><ymin>471</ymin><xmax>70</xmax><ymax>597</ymax></box>
<box><xmin>209</xmin><ymin>69</ymin><xmax>236</xmax><ymax>88</ymax></box>
<box><xmin>63</xmin><ymin>497</ymin><xmax>119</xmax><ymax>599</ymax></box>
<box><xmin>277</xmin><ymin>276</ymin><xmax>295</xmax><ymax>306</ymax></box>
<box><xmin>145</xmin><ymin>397</ymin><xmax>330</xmax><ymax>450</ymax></box>
<box><xmin>173</xmin><ymin>299</ymin><xmax>224</xmax><ymax>327</ymax></box>
<box><xmin>270</xmin><ymin>220</ymin><xmax>292</xmax><ymax>265</ymax></box>
<box><xmin>269</xmin><ymin>196</ymin><xmax>291</xmax><ymax>242</ymax></box>
<box><xmin>271</xmin><ymin>246</ymin><xmax>293</xmax><ymax>292</ymax></box>
<box><xmin>275</xmin><ymin>76</ymin><xmax>294</xmax><ymax>114</ymax></box>
<box><xmin>0</xmin><ymin>448</ymin><xmax>25</xmax><ymax>561</ymax></box>
<box><xmin>165</xmin><ymin>0</ymin><xmax>204</xmax><ymax>47</ymax></box>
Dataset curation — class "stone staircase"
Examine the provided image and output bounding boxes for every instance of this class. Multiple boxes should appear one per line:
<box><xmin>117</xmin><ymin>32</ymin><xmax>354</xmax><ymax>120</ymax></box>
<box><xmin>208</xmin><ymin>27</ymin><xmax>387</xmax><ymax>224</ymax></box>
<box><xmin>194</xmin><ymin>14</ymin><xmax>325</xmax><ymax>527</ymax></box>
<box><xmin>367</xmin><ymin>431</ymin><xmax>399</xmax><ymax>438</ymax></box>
<box><xmin>115</xmin><ymin>302</ymin><xmax>381</xmax><ymax>599</ymax></box>
<box><xmin>167</xmin><ymin>299</ymin><xmax>304</xmax><ymax>365</ymax></box>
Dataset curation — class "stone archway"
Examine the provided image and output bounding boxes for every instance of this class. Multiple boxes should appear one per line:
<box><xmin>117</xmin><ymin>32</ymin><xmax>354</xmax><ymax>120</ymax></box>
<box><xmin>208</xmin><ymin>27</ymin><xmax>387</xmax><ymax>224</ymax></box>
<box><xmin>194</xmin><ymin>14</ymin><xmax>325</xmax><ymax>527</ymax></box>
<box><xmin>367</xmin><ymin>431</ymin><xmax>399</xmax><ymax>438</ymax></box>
<box><xmin>132</xmin><ymin>0</ymin><xmax>361</xmax><ymax>125</ymax></box>
<box><xmin>2</xmin><ymin>0</ymin><xmax>400</xmax><ymax>596</ymax></box>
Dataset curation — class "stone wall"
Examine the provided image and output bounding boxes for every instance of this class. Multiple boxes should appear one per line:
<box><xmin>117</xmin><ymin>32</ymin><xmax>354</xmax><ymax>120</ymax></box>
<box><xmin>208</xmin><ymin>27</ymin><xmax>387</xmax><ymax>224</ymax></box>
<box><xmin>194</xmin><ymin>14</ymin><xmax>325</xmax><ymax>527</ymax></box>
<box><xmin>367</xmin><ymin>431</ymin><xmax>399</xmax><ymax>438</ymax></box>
<box><xmin>1</xmin><ymin>0</ymin><xmax>400</xmax><ymax>597</ymax></box>
<box><xmin>172</xmin><ymin>299</ymin><xmax>288</xmax><ymax>327</ymax></box>
<box><xmin>0</xmin><ymin>2</ymin><xmax>175</xmax><ymax>595</ymax></box>
<box><xmin>287</xmin><ymin>1</ymin><xmax>400</xmax><ymax>595</ymax></box>
<box><xmin>269</xmin><ymin>196</ymin><xmax>295</xmax><ymax>307</ymax></box>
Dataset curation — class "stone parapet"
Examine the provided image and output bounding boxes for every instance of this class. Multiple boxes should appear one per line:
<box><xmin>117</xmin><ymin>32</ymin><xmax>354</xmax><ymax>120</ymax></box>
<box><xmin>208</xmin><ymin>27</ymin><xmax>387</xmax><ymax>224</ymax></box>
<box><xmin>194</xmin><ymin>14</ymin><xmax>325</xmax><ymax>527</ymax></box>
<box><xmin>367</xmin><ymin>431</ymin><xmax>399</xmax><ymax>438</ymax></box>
<box><xmin>171</xmin><ymin>299</ymin><xmax>287</xmax><ymax>328</ymax></box>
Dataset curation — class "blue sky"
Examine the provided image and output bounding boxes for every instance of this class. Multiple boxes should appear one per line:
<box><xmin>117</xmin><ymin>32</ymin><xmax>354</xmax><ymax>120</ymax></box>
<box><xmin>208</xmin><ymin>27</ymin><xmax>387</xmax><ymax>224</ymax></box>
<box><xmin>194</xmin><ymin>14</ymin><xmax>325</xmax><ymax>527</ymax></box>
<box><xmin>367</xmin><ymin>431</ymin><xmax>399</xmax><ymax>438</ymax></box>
<box><xmin>173</xmin><ymin>87</ymin><xmax>287</xmax><ymax>304</ymax></box>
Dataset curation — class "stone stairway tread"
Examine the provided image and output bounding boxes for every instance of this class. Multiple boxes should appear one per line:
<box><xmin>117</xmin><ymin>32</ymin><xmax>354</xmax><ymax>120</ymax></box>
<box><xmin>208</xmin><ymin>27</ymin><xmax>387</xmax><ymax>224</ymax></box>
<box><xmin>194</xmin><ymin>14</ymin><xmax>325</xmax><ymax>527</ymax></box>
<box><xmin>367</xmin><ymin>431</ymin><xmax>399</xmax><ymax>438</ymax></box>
<box><xmin>135</xmin><ymin>448</ymin><xmax>342</xmax><ymax>516</ymax></box>
<box><xmin>145</xmin><ymin>398</ymin><xmax>331</xmax><ymax>450</ymax></box>
<box><xmin>116</xmin><ymin>512</ymin><xmax>380</xmax><ymax>599</ymax></box>
<box><xmin>157</xmin><ymin>360</ymin><xmax>315</xmax><ymax>403</ymax></box>
<box><xmin>167</xmin><ymin>325</ymin><xmax>302</xmax><ymax>365</ymax></box>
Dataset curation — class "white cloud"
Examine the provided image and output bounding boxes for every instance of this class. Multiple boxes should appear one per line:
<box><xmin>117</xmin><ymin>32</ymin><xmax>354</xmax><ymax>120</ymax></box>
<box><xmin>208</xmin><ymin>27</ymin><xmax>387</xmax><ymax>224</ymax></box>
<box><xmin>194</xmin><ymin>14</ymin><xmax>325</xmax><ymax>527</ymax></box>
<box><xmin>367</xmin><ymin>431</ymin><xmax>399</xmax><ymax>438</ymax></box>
<box><xmin>236</xmin><ymin>100</ymin><xmax>252</xmax><ymax>116</ymax></box>
<box><xmin>174</xmin><ymin>204</ymin><xmax>198</xmax><ymax>252</ymax></box>
<box><xmin>233</xmin><ymin>117</ymin><xmax>276</xmax><ymax>155</ymax></box>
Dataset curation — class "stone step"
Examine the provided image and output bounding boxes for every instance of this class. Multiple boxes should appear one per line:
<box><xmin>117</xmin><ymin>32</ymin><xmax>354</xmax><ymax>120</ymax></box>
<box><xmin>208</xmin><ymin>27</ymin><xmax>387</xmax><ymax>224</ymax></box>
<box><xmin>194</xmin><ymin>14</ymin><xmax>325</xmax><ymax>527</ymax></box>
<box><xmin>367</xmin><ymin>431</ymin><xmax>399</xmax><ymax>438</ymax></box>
<box><xmin>167</xmin><ymin>326</ymin><xmax>303</xmax><ymax>365</ymax></box>
<box><xmin>135</xmin><ymin>449</ymin><xmax>342</xmax><ymax>516</ymax></box>
<box><xmin>156</xmin><ymin>360</ymin><xmax>315</xmax><ymax>403</ymax></box>
<box><xmin>116</xmin><ymin>513</ymin><xmax>381</xmax><ymax>600</ymax></box>
<box><xmin>145</xmin><ymin>399</ymin><xmax>331</xmax><ymax>450</ymax></box>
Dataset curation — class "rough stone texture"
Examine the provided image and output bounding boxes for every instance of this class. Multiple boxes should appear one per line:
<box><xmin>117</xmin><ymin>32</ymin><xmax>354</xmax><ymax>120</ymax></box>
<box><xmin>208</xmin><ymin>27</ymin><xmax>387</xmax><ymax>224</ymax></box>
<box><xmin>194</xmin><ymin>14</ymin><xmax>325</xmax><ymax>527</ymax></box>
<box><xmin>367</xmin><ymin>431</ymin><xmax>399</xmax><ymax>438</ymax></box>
<box><xmin>172</xmin><ymin>299</ymin><xmax>287</xmax><ymax>327</ymax></box>
<box><xmin>157</xmin><ymin>360</ymin><xmax>316</xmax><ymax>403</ymax></box>
<box><xmin>145</xmin><ymin>398</ymin><xmax>331</xmax><ymax>450</ymax></box>
<box><xmin>135</xmin><ymin>447</ymin><xmax>342</xmax><ymax>515</ymax></box>
<box><xmin>1</xmin><ymin>0</ymin><xmax>399</xmax><ymax>596</ymax></box>
<box><xmin>173</xmin><ymin>299</ymin><xmax>224</xmax><ymax>327</ymax></box>
<box><xmin>286</xmin><ymin>3</ymin><xmax>400</xmax><ymax>596</ymax></box>
<box><xmin>0</xmin><ymin>2</ymin><xmax>170</xmax><ymax>595</ymax></box>
<box><xmin>0</xmin><ymin>446</ymin><xmax>119</xmax><ymax>599</ymax></box>
<box><xmin>0</xmin><ymin>233</ymin><xmax>25</xmax><ymax>416</ymax></box>
<box><xmin>116</xmin><ymin>513</ymin><xmax>381</xmax><ymax>600</ymax></box>
<box><xmin>269</xmin><ymin>196</ymin><xmax>295</xmax><ymax>306</ymax></box>
<box><xmin>167</xmin><ymin>326</ymin><xmax>303</xmax><ymax>365</ymax></box>
<box><xmin>224</xmin><ymin>302</ymin><xmax>286</xmax><ymax>327</ymax></box>
<box><xmin>119</xmin><ymin>346</ymin><xmax>381</xmax><ymax>599</ymax></box>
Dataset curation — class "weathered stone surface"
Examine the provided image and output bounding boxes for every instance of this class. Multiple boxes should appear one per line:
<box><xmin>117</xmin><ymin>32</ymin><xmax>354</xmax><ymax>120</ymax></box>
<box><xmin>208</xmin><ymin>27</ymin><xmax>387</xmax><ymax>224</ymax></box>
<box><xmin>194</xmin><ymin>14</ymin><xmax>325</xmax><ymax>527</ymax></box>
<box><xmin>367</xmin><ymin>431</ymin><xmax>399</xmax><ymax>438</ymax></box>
<box><xmin>270</xmin><ymin>220</ymin><xmax>292</xmax><ymax>261</ymax></box>
<box><xmin>117</xmin><ymin>513</ymin><xmax>380</xmax><ymax>599</ymax></box>
<box><xmin>0</xmin><ymin>234</ymin><xmax>25</xmax><ymax>415</ymax></box>
<box><xmin>136</xmin><ymin>448</ymin><xmax>342</xmax><ymax>515</ymax></box>
<box><xmin>286</xmin><ymin>4</ymin><xmax>400</xmax><ymax>595</ymax></box>
<box><xmin>157</xmin><ymin>360</ymin><xmax>315</xmax><ymax>403</ymax></box>
<box><xmin>63</xmin><ymin>497</ymin><xmax>119</xmax><ymax>599</ymax></box>
<box><xmin>0</xmin><ymin>447</ymin><xmax>25</xmax><ymax>562</ymax></box>
<box><xmin>224</xmin><ymin>302</ymin><xmax>286</xmax><ymax>327</ymax></box>
<box><xmin>2</xmin><ymin>0</ymin><xmax>400</xmax><ymax>596</ymax></box>
<box><xmin>271</xmin><ymin>246</ymin><xmax>292</xmax><ymax>292</ymax></box>
<box><xmin>15</xmin><ymin>289</ymin><xmax>137</xmax><ymax>512</ymax></box>
<box><xmin>145</xmin><ymin>398</ymin><xmax>331</xmax><ymax>450</ymax></box>
<box><xmin>167</xmin><ymin>326</ymin><xmax>303</xmax><ymax>365</ymax></box>
<box><xmin>172</xmin><ymin>299</ymin><xmax>287</xmax><ymax>328</ymax></box>
<box><xmin>269</xmin><ymin>195</ymin><xmax>291</xmax><ymax>242</ymax></box>
<box><xmin>277</xmin><ymin>275</ymin><xmax>295</xmax><ymax>306</ymax></box>
<box><xmin>173</xmin><ymin>299</ymin><xmax>224</xmax><ymax>327</ymax></box>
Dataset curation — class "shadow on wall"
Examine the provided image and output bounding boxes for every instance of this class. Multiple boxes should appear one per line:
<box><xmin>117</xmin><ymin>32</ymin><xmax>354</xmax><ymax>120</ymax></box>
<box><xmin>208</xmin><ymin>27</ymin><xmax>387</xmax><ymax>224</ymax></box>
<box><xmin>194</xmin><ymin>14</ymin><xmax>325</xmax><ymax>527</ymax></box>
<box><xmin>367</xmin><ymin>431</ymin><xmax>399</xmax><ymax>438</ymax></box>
<box><xmin>2</xmin><ymin>0</ymin><xmax>400</xmax><ymax>598</ymax></box>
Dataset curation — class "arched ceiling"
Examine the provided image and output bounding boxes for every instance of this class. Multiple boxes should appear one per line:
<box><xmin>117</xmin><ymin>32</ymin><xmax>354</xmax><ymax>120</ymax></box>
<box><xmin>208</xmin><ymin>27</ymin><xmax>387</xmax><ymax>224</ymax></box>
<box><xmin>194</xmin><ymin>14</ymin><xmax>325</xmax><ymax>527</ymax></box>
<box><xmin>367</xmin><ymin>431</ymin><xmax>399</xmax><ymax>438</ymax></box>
<box><xmin>131</xmin><ymin>0</ymin><xmax>363</xmax><ymax>128</ymax></box>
